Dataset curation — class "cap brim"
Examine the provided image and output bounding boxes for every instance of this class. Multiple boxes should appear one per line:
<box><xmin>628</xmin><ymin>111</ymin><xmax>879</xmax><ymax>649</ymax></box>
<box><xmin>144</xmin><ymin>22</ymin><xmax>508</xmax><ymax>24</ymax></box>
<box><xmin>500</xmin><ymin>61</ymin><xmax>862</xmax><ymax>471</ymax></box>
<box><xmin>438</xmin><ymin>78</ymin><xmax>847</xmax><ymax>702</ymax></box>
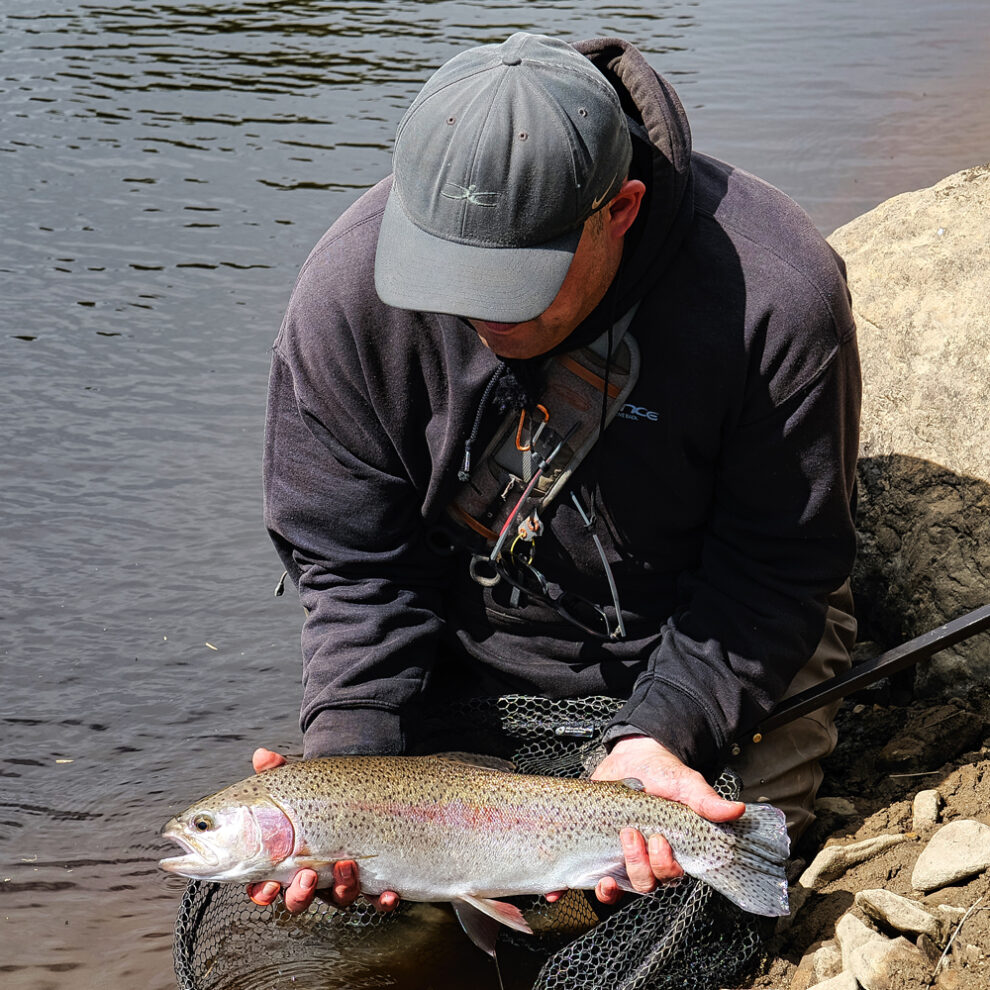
<box><xmin>374</xmin><ymin>189</ymin><xmax>581</xmax><ymax>323</ymax></box>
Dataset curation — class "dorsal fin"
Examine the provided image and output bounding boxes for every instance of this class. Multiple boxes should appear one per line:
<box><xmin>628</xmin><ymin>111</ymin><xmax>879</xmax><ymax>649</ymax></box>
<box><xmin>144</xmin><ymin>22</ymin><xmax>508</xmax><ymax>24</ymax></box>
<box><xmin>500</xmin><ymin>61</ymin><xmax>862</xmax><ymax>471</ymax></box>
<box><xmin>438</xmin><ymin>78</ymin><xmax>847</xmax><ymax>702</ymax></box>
<box><xmin>432</xmin><ymin>752</ymin><xmax>517</xmax><ymax>772</ymax></box>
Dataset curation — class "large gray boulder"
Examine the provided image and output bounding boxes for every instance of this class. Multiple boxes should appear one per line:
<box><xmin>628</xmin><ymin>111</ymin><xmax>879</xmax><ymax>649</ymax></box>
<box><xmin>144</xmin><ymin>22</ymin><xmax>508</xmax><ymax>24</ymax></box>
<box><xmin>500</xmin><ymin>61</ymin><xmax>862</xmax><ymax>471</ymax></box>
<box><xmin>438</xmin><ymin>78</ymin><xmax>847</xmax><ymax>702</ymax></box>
<box><xmin>827</xmin><ymin>164</ymin><xmax>990</xmax><ymax>694</ymax></box>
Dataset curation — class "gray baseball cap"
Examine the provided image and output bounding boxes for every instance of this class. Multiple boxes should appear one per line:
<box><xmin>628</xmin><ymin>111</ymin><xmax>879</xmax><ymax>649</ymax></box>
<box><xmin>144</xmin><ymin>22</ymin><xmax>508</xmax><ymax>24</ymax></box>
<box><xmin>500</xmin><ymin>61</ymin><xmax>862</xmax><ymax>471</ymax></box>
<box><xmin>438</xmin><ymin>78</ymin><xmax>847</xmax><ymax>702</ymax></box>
<box><xmin>374</xmin><ymin>33</ymin><xmax>633</xmax><ymax>323</ymax></box>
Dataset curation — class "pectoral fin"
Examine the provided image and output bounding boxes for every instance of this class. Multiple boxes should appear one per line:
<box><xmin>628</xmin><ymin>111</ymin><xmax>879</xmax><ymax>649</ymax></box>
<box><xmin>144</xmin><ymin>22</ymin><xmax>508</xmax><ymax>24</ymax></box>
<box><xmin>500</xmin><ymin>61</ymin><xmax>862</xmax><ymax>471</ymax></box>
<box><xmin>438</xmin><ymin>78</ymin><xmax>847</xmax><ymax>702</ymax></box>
<box><xmin>451</xmin><ymin>895</ymin><xmax>533</xmax><ymax>956</ymax></box>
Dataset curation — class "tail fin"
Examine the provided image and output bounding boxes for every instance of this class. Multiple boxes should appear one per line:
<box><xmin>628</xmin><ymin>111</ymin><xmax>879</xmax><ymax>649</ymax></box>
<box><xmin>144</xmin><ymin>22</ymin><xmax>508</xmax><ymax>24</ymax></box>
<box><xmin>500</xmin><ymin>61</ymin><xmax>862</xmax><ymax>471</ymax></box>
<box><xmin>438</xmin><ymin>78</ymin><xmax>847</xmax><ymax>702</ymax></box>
<box><xmin>688</xmin><ymin>803</ymin><xmax>790</xmax><ymax>917</ymax></box>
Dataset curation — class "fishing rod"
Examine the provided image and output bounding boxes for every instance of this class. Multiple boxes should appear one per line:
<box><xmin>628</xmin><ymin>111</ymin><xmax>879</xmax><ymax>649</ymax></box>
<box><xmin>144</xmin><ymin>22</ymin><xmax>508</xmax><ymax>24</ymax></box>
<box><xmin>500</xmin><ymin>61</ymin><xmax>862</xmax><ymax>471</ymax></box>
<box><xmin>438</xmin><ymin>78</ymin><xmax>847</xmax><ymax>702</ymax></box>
<box><xmin>747</xmin><ymin>603</ymin><xmax>990</xmax><ymax>743</ymax></box>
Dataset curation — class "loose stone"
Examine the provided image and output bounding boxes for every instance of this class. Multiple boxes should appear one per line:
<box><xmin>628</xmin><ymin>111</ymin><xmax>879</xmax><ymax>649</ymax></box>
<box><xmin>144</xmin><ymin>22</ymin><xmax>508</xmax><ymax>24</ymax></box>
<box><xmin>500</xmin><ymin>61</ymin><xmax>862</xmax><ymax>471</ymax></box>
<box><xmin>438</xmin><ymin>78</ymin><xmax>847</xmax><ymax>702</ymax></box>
<box><xmin>855</xmin><ymin>888</ymin><xmax>942</xmax><ymax>940</ymax></box>
<box><xmin>835</xmin><ymin>913</ymin><xmax>889</xmax><ymax>972</ymax></box>
<box><xmin>849</xmin><ymin>934</ymin><xmax>930</xmax><ymax>990</ymax></box>
<box><xmin>806</xmin><ymin>972</ymin><xmax>858</xmax><ymax>990</ymax></box>
<box><xmin>791</xmin><ymin>940</ymin><xmax>843</xmax><ymax>990</ymax></box>
<box><xmin>916</xmin><ymin>932</ymin><xmax>942</xmax><ymax>964</ymax></box>
<box><xmin>935</xmin><ymin>903</ymin><xmax>968</xmax><ymax>933</ymax></box>
<box><xmin>912</xmin><ymin>788</ymin><xmax>942</xmax><ymax>830</ymax></box>
<box><xmin>912</xmin><ymin>819</ymin><xmax>990</xmax><ymax>892</ymax></box>
<box><xmin>800</xmin><ymin>834</ymin><xmax>912</xmax><ymax>891</ymax></box>
<box><xmin>812</xmin><ymin>941</ymin><xmax>843</xmax><ymax>983</ymax></box>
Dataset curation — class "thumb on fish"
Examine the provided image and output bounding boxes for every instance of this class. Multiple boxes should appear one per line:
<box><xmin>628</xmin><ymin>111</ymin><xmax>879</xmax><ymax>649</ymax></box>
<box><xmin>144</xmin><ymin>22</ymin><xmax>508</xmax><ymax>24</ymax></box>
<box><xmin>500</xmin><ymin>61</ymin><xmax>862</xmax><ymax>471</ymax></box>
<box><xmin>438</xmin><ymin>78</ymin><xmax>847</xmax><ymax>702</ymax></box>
<box><xmin>690</xmin><ymin>792</ymin><xmax>746</xmax><ymax>822</ymax></box>
<box><xmin>252</xmin><ymin>747</ymin><xmax>288</xmax><ymax>772</ymax></box>
<box><xmin>658</xmin><ymin>768</ymin><xmax>744</xmax><ymax>821</ymax></box>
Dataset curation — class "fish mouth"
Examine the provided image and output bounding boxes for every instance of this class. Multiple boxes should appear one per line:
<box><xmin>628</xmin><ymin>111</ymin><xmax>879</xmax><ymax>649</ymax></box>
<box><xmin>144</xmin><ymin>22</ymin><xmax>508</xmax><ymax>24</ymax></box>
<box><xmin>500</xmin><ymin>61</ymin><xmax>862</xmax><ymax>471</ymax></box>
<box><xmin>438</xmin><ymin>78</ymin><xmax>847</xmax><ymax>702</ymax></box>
<box><xmin>159</xmin><ymin>828</ymin><xmax>220</xmax><ymax>875</ymax></box>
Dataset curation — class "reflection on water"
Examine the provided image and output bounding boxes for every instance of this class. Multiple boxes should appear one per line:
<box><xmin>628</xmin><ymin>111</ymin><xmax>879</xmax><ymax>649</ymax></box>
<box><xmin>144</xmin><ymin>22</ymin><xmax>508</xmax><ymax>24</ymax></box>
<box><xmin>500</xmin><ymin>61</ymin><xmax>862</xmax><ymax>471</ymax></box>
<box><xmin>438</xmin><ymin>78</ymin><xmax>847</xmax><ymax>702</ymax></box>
<box><xmin>1</xmin><ymin>1</ymin><xmax>989</xmax><ymax>987</ymax></box>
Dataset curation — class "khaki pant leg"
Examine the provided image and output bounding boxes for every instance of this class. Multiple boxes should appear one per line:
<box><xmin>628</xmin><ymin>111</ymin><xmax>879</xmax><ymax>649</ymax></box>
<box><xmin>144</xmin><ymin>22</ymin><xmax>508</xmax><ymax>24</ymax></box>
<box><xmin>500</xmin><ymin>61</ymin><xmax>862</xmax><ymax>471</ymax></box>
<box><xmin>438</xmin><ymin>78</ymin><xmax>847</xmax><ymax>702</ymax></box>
<box><xmin>728</xmin><ymin>580</ymin><xmax>857</xmax><ymax>845</ymax></box>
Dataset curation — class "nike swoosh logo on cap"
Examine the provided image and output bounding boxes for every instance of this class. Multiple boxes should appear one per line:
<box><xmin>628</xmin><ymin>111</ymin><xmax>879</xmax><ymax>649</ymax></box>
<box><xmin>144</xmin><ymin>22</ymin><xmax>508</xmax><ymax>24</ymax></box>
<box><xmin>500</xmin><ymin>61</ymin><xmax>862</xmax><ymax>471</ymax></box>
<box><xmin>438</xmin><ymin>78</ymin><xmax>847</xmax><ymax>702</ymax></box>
<box><xmin>591</xmin><ymin>175</ymin><xmax>617</xmax><ymax>211</ymax></box>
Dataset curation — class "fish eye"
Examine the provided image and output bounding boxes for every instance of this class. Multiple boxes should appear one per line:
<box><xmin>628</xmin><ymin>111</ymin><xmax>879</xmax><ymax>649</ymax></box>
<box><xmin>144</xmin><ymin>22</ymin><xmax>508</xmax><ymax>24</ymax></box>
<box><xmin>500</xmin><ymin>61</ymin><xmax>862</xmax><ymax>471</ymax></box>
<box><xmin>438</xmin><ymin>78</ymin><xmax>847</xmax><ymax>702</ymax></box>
<box><xmin>192</xmin><ymin>814</ymin><xmax>215</xmax><ymax>832</ymax></box>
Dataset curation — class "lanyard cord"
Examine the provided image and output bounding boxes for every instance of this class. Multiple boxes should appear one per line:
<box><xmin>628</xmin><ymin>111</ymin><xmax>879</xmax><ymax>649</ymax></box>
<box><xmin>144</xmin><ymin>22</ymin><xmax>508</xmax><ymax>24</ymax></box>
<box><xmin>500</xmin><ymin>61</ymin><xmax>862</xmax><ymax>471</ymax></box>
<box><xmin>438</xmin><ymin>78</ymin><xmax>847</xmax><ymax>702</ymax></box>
<box><xmin>570</xmin><ymin>491</ymin><xmax>626</xmax><ymax>640</ymax></box>
<box><xmin>580</xmin><ymin>252</ymin><xmax>625</xmax><ymax>637</ymax></box>
<box><xmin>591</xmin><ymin>320</ymin><xmax>614</xmax><ymax>519</ymax></box>
<box><xmin>459</xmin><ymin>364</ymin><xmax>507</xmax><ymax>482</ymax></box>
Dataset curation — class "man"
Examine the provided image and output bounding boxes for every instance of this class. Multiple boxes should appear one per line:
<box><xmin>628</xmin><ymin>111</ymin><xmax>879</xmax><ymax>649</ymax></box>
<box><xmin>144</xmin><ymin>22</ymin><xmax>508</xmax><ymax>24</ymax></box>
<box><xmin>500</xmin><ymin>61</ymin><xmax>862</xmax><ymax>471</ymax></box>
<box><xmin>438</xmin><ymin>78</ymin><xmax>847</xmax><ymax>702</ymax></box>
<box><xmin>249</xmin><ymin>32</ymin><xmax>860</xmax><ymax>915</ymax></box>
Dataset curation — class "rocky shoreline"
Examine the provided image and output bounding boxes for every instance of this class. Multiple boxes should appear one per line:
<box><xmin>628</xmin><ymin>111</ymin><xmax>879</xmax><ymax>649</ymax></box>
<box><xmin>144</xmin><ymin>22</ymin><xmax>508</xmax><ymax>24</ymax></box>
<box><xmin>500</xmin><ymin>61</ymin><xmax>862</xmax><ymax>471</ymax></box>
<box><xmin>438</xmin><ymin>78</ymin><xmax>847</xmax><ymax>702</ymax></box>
<box><xmin>737</xmin><ymin>161</ymin><xmax>990</xmax><ymax>990</ymax></box>
<box><xmin>742</xmin><ymin>694</ymin><xmax>990</xmax><ymax>990</ymax></box>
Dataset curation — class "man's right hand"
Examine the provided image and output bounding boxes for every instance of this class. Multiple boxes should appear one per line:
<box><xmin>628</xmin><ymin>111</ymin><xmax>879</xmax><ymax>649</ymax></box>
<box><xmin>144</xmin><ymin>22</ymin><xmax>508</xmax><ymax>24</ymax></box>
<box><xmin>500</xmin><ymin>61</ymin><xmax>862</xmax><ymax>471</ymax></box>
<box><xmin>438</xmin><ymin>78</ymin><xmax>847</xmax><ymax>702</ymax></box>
<box><xmin>588</xmin><ymin>735</ymin><xmax>745</xmax><ymax>904</ymax></box>
<box><xmin>244</xmin><ymin>747</ymin><xmax>400</xmax><ymax>914</ymax></box>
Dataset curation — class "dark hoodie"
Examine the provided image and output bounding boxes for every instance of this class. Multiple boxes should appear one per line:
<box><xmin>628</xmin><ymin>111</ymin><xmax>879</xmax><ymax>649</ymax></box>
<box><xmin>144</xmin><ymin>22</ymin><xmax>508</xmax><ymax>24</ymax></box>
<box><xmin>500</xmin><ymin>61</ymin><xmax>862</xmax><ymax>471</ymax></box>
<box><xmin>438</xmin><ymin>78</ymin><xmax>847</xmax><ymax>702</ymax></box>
<box><xmin>263</xmin><ymin>38</ymin><xmax>861</xmax><ymax>774</ymax></box>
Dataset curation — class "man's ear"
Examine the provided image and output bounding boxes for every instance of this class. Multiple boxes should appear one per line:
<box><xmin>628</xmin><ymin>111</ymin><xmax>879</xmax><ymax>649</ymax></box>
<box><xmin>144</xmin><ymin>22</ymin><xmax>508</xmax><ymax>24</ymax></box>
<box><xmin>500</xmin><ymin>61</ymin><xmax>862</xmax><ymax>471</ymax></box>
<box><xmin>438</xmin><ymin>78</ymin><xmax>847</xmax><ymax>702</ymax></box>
<box><xmin>607</xmin><ymin>179</ymin><xmax>646</xmax><ymax>240</ymax></box>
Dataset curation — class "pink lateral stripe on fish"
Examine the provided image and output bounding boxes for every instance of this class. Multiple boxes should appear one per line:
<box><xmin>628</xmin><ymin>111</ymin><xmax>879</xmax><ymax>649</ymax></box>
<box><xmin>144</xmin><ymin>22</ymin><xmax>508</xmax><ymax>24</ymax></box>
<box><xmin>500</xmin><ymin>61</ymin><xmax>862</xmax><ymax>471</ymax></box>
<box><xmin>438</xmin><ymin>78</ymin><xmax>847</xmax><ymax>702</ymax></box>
<box><xmin>345</xmin><ymin>798</ymin><xmax>551</xmax><ymax>832</ymax></box>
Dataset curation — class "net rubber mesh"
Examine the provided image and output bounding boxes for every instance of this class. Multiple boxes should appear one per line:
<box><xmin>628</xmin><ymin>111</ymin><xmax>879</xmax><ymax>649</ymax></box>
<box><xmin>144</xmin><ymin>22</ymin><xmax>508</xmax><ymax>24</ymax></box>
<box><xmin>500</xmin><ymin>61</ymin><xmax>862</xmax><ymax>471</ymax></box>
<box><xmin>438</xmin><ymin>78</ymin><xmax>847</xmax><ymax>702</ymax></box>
<box><xmin>172</xmin><ymin>696</ymin><xmax>773</xmax><ymax>990</ymax></box>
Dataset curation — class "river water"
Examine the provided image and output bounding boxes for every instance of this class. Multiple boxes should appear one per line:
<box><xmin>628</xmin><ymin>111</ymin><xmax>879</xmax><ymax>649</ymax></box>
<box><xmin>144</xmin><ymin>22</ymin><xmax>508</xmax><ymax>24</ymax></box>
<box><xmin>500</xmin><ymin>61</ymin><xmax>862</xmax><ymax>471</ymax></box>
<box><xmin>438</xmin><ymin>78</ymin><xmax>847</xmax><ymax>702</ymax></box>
<box><xmin>1</xmin><ymin>2</ymin><xmax>988</xmax><ymax>988</ymax></box>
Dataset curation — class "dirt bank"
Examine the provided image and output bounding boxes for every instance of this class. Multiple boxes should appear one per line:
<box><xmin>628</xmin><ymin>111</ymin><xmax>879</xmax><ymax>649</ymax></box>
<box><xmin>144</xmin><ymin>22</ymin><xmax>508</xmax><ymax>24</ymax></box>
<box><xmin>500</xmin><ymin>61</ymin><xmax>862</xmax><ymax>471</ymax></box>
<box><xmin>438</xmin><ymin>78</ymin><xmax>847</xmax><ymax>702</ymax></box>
<box><xmin>742</xmin><ymin>688</ymin><xmax>990</xmax><ymax>990</ymax></box>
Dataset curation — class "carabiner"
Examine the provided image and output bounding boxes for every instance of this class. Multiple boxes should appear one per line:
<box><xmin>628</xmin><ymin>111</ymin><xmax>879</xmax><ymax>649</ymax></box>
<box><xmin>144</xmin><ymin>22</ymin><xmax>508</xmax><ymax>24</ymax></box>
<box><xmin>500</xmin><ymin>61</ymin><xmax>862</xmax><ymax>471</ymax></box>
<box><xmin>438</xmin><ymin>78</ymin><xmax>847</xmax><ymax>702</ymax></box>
<box><xmin>515</xmin><ymin>404</ymin><xmax>549</xmax><ymax>452</ymax></box>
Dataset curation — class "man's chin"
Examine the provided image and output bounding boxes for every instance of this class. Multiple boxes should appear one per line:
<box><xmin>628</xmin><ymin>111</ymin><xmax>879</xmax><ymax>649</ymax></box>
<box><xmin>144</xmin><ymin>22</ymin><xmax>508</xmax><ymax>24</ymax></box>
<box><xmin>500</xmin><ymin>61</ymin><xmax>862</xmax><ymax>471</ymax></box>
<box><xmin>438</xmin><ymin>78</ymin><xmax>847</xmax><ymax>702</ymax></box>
<box><xmin>469</xmin><ymin>318</ymin><xmax>565</xmax><ymax>360</ymax></box>
<box><xmin>475</xmin><ymin>320</ymin><xmax>521</xmax><ymax>334</ymax></box>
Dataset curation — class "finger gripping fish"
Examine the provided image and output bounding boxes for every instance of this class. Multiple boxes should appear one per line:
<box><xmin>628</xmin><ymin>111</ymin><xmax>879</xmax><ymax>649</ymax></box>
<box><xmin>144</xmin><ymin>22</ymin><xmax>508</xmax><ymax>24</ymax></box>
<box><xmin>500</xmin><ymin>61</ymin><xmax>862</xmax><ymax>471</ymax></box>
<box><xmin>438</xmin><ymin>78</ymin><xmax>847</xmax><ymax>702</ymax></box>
<box><xmin>160</xmin><ymin>755</ymin><xmax>789</xmax><ymax>954</ymax></box>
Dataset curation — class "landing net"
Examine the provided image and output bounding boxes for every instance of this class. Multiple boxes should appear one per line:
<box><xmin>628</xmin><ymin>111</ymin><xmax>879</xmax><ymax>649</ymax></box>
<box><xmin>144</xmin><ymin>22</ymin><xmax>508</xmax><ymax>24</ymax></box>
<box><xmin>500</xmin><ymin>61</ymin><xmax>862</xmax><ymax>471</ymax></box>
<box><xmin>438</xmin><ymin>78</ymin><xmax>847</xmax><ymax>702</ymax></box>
<box><xmin>172</xmin><ymin>695</ymin><xmax>772</xmax><ymax>990</ymax></box>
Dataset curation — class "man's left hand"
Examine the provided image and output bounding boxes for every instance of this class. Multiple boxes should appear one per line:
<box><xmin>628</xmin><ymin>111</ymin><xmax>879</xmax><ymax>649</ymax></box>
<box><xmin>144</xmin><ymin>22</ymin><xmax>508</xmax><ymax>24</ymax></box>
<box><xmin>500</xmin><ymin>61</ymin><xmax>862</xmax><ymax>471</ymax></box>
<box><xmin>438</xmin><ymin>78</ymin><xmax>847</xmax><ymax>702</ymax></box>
<box><xmin>585</xmin><ymin>734</ymin><xmax>745</xmax><ymax>904</ymax></box>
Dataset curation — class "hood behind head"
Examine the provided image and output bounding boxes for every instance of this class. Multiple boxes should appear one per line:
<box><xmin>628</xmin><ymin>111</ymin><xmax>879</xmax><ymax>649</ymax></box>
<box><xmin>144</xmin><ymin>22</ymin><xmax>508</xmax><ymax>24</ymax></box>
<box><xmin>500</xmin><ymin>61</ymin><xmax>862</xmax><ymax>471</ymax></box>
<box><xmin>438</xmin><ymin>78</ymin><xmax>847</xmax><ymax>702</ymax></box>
<box><xmin>572</xmin><ymin>37</ymin><xmax>694</xmax><ymax>316</ymax></box>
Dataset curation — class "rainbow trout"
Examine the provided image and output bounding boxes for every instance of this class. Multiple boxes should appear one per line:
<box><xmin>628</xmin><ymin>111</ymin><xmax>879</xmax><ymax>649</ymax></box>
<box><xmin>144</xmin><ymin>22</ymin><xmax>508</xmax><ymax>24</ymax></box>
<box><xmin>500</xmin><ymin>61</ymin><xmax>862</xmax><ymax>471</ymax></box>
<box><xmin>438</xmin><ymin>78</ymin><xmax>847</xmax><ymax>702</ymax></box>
<box><xmin>160</xmin><ymin>755</ymin><xmax>789</xmax><ymax>953</ymax></box>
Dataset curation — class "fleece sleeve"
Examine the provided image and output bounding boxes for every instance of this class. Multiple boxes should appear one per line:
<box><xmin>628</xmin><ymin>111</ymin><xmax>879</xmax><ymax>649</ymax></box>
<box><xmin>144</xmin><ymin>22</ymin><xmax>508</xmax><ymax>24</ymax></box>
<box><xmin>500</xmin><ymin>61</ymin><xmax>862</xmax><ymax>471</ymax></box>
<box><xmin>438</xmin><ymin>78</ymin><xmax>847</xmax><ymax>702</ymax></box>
<box><xmin>609</xmin><ymin>321</ymin><xmax>861</xmax><ymax>772</ymax></box>
<box><xmin>263</xmin><ymin>325</ymin><xmax>446</xmax><ymax>758</ymax></box>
